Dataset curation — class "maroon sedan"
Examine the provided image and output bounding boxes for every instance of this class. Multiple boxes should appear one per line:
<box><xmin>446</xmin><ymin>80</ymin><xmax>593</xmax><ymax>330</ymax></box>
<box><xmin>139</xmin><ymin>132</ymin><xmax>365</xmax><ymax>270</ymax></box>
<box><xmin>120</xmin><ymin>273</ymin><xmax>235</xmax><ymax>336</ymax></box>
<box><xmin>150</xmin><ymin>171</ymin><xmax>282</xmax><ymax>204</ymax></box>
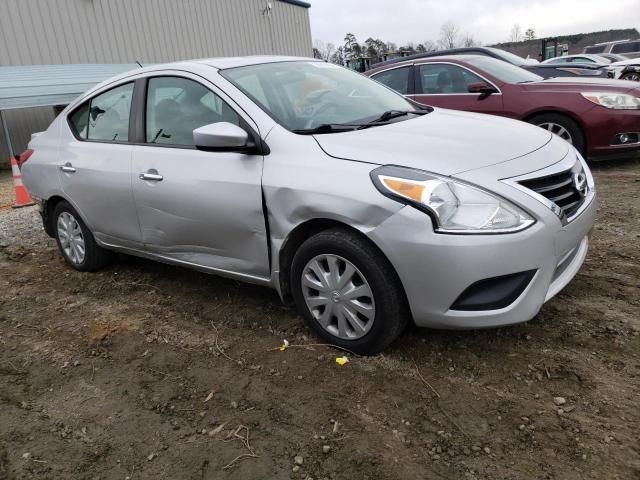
<box><xmin>366</xmin><ymin>55</ymin><xmax>640</xmax><ymax>160</ymax></box>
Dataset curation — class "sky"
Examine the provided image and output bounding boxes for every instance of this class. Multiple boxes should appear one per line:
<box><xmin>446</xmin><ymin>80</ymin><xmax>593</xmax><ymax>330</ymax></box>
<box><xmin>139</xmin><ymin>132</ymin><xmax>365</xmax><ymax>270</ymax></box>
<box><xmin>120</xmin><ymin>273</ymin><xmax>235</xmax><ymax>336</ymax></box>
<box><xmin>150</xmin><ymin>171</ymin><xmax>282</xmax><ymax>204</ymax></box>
<box><xmin>309</xmin><ymin>0</ymin><xmax>640</xmax><ymax>48</ymax></box>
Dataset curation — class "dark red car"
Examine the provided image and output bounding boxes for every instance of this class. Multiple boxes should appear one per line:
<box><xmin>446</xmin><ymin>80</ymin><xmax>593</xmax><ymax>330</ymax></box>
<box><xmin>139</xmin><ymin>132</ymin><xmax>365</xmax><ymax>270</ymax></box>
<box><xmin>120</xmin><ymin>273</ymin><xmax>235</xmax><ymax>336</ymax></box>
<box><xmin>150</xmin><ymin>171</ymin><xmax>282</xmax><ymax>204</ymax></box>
<box><xmin>366</xmin><ymin>55</ymin><xmax>640</xmax><ymax>160</ymax></box>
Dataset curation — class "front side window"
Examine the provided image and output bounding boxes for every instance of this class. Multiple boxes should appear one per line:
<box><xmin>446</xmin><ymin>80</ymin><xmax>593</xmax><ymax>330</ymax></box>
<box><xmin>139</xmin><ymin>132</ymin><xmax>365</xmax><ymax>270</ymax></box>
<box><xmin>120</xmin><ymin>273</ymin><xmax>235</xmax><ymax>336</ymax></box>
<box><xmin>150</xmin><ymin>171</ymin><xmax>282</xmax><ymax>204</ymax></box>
<box><xmin>418</xmin><ymin>64</ymin><xmax>485</xmax><ymax>94</ymax></box>
<box><xmin>146</xmin><ymin>76</ymin><xmax>241</xmax><ymax>146</ymax></box>
<box><xmin>221</xmin><ymin>61</ymin><xmax>415</xmax><ymax>132</ymax></box>
<box><xmin>371</xmin><ymin>67</ymin><xmax>411</xmax><ymax>94</ymax></box>
<box><xmin>69</xmin><ymin>82</ymin><xmax>133</xmax><ymax>141</ymax></box>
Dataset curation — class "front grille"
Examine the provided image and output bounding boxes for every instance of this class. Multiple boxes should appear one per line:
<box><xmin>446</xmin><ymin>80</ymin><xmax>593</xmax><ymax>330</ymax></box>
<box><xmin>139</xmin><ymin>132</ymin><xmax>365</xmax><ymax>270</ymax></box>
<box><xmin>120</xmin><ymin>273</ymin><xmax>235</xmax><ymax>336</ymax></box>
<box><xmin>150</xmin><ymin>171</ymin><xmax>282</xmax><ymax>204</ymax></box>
<box><xmin>518</xmin><ymin>168</ymin><xmax>585</xmax><ymax>218</ymax></box>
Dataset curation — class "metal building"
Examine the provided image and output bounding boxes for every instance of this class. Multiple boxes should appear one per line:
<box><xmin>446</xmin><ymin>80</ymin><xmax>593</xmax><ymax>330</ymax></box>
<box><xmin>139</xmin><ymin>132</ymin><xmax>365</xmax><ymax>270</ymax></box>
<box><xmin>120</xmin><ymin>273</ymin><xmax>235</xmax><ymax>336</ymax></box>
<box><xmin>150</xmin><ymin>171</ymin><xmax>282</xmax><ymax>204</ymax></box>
<box><xmin>0</xmin><ymin>0</ymin><xmax>312</xmax><ymax>161</ymax></box>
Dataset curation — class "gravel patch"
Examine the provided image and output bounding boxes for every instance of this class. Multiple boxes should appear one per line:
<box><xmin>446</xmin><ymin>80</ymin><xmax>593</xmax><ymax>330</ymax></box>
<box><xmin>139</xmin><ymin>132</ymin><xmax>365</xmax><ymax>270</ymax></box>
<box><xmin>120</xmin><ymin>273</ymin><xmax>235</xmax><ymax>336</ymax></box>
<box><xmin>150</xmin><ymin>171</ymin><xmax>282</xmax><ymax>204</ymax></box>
<box><xmin>0</xmin><ymin>175</ymin><xmax>52</xmax><ymax>251</ymax></box>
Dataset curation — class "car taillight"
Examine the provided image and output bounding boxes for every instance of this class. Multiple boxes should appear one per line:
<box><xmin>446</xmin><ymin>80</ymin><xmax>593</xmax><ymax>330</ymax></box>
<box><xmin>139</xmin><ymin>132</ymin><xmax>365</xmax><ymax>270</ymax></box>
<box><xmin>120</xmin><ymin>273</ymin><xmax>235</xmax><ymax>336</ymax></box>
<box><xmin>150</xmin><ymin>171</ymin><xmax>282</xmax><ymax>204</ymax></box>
<box><xmin>17</xmin><ymin>149</ymin><xmax>33</xmax><ymax>167</ymax></box>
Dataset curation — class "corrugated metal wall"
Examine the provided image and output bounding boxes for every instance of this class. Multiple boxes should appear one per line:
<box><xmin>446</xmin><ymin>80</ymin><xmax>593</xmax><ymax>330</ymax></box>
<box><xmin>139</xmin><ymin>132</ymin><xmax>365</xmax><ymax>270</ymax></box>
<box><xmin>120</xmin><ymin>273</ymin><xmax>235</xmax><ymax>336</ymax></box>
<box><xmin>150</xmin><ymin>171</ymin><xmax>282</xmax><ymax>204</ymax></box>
<box><xmin>0</xmin><ymin>0</ymin><xmax>313</xmax><ymax>161</ymax></box>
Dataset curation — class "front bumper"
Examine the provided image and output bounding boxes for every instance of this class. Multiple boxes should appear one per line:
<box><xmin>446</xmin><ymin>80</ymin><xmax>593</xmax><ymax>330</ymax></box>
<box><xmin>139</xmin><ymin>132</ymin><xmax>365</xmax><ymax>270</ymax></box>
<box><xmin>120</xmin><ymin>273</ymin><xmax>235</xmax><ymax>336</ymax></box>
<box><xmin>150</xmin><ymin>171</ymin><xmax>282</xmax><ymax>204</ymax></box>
<box><xmin>366</xmin><ymin>162</ymin><xmax>597</xmax><ymax>329</ymax></box>
<box><xmin>583</xmin><ymin>106</ymin><xmax>640</xmax><ymax>160</ymax></box>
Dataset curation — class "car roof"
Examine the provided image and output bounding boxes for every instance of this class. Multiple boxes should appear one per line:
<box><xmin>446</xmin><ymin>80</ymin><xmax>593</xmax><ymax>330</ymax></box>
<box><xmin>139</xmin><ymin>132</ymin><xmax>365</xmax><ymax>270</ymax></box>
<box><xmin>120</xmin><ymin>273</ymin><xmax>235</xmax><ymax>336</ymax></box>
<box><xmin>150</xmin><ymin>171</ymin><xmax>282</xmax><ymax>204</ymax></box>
<box><xmin>69</xmin><ymin>56</ymin><xmax>322</xmax><ymax>105</ymax></box>
<box><xmin>368</xmin><ymin>47</ymin><xmax>502</xmax><ymax>70</ymax></box>
<box><xmin>367</xmin><ymin>54</ymin><xmax>485</xmax><ymax>73</ymax></box>
<box><xmin>139</xmin><ymin>55</ymin><xmax>318</xmax><ymax>72</ymax></box>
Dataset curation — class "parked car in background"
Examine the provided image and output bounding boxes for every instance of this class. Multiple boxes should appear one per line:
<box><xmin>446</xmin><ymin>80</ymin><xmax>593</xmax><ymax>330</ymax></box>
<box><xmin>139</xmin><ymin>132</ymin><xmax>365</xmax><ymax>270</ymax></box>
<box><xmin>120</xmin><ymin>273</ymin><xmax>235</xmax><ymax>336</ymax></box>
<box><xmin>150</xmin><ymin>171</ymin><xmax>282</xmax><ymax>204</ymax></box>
<box><xmin>369</xmin><ymin>47</ymin><xmax>609</xmax><ymax>79</ymax></box>
<box><xmin>367</xmin><ymin>55</ymin><xmax>640</xmax><ymax>160</ymax></box>
<box><xmin>584</xmin><ymin>39</ymin><xmax>640</xmax><ymax>59</ymax></box>
<box><xmin>541</xmin><ymin>54</ymin><xmax>612</xmax><ymax>65</ymax></box>
<box><xmin>21</xmin><ymin>56</ymin><xmax>596</xmax><ymax>353</ymax></box>
<box><xmin>606</xmin><ymin>58</ymin><xmax>640</xmax><ymax>81</ymax></box>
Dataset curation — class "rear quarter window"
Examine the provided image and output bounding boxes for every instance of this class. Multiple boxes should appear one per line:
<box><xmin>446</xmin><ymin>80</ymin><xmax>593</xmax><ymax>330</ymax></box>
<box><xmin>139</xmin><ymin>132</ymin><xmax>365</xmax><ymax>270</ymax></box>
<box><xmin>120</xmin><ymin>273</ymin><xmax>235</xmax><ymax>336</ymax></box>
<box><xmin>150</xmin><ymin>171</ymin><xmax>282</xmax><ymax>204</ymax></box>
<box><xmin>69</xmin><ymin>102</ymin><xmax>90</xmax><ymax>139</ymax></box>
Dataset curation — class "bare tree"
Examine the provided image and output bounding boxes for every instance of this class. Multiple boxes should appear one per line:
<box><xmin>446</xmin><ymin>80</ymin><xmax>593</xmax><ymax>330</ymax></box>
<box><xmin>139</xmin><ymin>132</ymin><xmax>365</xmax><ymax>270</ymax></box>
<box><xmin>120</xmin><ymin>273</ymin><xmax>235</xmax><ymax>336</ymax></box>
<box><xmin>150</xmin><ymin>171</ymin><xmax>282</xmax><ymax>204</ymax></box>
<box><xmin>324</xmin><ymin>42</ymin><xmax>335</xmax><ymax>61</ymax></box>
<box><xmin>524</xmin><ymin>28</ymin><xmax>536</xmax><ymax>41</ymax></box>
<box><xmin>330</xmin><ymin>46</ymin><xmax>345</xmax><ymax>65</ymax></box>
<box><xmin>422</xmin><ymin>40</ymin><xmax>438</xmax><ymax>52</ymax></box>
<box><xmin>461</xmin><ymin>34</ymin><xmax>478</xmax><ymax>47</ymax></box>
<box><xmin>313</xmin><ymin>39</ymin><xmax>337</xmax><ymax>61</ymax></box>
<box><xmin>439</xmin><ymin>21</ymin><xmax>459</xmax><ymax>49</ymax></box>
<box><xmin>510</xmin><ymin>23</ymin><xmax>522</xmax><ymax>42</ymax></box>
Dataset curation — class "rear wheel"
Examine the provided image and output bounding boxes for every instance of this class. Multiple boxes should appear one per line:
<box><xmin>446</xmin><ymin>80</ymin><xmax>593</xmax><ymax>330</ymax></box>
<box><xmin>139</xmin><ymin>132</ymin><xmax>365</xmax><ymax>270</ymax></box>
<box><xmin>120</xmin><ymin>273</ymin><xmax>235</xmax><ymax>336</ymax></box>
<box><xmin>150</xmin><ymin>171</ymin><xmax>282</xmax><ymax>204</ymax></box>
<box><xmin>53</xmin><ymin>201</ymin><xmax>114</xmax><ymax>272</ymax></box>
<box><xmin>291</xmin><ymin>228</ymin><xmax>410</xmax><ymax>355</ymax></box>
<box><xmin>528</xmin><ymin>113</ymin><xmax>585</xmax><ymax>156</ymax></box>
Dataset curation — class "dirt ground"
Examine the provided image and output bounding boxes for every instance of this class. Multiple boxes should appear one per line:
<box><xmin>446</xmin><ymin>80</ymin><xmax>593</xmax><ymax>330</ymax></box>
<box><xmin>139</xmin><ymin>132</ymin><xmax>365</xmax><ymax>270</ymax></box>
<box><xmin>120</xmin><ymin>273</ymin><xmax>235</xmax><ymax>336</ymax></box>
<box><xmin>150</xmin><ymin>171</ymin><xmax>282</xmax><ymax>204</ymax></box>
<box><xmin>0</xmin><ymin>161</ymin><xmax>639</xmax><ymax>480</ymax></box>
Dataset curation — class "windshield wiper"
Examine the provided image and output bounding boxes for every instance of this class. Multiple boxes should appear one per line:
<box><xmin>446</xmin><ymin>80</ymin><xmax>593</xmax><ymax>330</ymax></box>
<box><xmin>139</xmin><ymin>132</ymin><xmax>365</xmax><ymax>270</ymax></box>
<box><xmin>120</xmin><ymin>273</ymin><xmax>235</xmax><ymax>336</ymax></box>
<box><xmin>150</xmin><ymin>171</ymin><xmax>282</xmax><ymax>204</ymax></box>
<box><xmin>292</xmin><ymin>124</ymin><xmax>362</xmax><ymax>135</ymax></box>
<box><xmin>292</xmin><ymin>109</ymin><xmax>432</xmax><ymax>135</ymax></box>
<box><xmin>369</xmin><ymin>109</ymin><xmax>430</xmax><ymax>123</ymax></box>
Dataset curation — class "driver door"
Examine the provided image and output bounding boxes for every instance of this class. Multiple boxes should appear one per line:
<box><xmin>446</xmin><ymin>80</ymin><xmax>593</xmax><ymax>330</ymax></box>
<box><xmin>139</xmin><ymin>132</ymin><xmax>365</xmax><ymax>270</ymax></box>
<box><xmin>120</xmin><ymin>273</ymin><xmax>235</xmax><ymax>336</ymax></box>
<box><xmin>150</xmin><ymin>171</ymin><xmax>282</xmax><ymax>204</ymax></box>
<box><xmin>130</xmin><ymin>73</ymin><xmax>269</xmax><ymax>279</ymax></box>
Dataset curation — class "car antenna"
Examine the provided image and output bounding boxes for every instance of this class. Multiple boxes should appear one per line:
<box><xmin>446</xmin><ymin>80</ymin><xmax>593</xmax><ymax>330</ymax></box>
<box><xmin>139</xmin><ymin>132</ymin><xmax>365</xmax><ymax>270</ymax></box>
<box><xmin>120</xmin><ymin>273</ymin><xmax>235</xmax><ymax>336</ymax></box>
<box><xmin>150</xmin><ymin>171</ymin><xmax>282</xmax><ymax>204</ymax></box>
<box><xmin>135</xmin><ymin>60</ymin><xmax>143</xmax><ymax>68</ymax></box>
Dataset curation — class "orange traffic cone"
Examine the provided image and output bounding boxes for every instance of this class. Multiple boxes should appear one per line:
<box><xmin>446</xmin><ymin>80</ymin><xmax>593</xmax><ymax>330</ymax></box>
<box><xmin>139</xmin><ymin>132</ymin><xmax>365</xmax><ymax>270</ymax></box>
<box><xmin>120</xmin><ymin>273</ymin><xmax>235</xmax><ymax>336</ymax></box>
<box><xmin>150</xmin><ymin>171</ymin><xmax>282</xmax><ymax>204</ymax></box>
<box><xmin>10</xmin><ymin>156</ymin><xmax>35</xmax><ymax>208</ymax></box>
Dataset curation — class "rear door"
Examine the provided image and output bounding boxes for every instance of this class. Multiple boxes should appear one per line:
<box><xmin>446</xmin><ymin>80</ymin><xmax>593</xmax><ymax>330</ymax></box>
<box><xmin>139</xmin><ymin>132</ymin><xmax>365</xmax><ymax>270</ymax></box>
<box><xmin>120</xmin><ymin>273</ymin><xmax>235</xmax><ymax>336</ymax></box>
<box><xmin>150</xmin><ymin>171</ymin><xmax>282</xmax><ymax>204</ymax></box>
<box><xmin>130</xmin><ymin>72</ymin><xmax>269</xmax><ymax>279</ymax></box>
<box><xmin>411</xmin><ymin>62</ymin><xmax>504</xmax><ymax>115</ymax></box>
<box><xmin>58</xmin><ymin>81</ymin><xmax>142</xmax><ymax>248</ymax></box>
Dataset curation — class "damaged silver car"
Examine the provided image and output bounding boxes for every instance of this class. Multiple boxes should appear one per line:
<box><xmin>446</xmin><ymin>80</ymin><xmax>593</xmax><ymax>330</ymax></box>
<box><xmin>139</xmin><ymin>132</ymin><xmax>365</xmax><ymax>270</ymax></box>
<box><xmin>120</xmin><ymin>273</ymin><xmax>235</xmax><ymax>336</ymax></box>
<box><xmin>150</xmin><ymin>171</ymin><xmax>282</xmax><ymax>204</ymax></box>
<box><xmin>22</xmin><ymin>57</ymin><xmax>596</xmax><ymax>354</ymax></box>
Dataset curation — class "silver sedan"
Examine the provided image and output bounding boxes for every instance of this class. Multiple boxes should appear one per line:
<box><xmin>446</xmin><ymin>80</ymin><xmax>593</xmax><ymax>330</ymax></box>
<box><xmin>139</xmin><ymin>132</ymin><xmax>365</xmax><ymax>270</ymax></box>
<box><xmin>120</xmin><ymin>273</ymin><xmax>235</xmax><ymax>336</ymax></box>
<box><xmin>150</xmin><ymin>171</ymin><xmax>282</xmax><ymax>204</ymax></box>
<box><xmin>22</xmin><ymin>56</ymin><xmax>596</xmax><ymax>354</ymax></box>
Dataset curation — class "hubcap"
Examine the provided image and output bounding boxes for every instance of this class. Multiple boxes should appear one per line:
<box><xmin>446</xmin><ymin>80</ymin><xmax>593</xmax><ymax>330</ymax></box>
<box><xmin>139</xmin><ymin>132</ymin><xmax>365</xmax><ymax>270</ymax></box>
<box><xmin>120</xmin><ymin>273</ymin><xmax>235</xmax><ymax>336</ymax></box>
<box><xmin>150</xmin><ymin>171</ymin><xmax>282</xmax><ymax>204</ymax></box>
<box><xmin>301</xmin><ymin>254</ymin><xmax>375</xmax><ymax>340</ymax></box>
<box><xmin>57</xmin><ymin>212</ymin><xmax>85</xmax><ymax>265</ymax></box>
<box><xmin>538</xmin><ymin>122</ymin><xmax>573</xmax><ymax>144</ymax></box>
<box><xmin>622</xmin><ymin>73</ymin><xmax>640</xmax><ymax>82</ymax></box>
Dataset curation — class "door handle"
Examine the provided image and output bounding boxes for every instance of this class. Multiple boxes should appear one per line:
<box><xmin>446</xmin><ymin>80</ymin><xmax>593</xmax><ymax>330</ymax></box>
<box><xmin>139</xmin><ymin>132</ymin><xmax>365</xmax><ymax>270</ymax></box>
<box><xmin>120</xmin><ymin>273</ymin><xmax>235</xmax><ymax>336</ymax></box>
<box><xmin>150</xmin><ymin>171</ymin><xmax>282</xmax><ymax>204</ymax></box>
<box><xmin>60</xmin><ymin>162</ymin><xmax>76</xmax><ymax>173</ymax></box>
<box><xmin>139</xmin><ymin>169</ymin><xmax>163</xmax><ymax>181</ymax></box>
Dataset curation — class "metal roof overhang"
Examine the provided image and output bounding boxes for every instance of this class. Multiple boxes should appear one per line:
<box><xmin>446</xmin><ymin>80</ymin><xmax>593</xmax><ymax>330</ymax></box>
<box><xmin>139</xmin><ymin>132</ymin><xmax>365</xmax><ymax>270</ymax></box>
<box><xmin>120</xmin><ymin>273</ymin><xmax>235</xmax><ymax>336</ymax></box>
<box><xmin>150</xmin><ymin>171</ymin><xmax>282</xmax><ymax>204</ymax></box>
<box><xmin>279</xmin><ymin>0</ymin><xmax>311</xmax><ymax>7</ymax></box>
<box><xmin>0</xmin><ymin>64</ymin><xmax>140</xmax><ymax>110</ymax></box>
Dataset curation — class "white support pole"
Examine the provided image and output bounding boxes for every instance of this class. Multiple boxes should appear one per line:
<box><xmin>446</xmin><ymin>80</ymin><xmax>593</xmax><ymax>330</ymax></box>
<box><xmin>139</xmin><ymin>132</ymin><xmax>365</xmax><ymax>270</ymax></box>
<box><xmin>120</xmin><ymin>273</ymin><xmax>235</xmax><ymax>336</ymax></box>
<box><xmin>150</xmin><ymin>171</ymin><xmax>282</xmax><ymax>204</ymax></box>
<box><xmin>0</xmin><ymin>109</ymin><xmax>15</xmax><ymax>159</ymax></box>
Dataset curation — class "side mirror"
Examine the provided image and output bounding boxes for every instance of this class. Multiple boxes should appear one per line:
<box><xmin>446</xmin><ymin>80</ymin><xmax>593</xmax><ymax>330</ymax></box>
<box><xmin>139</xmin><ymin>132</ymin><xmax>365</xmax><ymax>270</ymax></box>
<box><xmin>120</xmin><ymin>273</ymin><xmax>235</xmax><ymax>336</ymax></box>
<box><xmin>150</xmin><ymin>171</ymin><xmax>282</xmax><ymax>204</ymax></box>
<box><xmin>468</xmin><ymin>82</ymin><xmax>498</xmax><ymax>98</ymax></box>
<box><xmin>193</xmin><ymin>122</ymin><xmax>249</xmax><ymax>151</ymax></box>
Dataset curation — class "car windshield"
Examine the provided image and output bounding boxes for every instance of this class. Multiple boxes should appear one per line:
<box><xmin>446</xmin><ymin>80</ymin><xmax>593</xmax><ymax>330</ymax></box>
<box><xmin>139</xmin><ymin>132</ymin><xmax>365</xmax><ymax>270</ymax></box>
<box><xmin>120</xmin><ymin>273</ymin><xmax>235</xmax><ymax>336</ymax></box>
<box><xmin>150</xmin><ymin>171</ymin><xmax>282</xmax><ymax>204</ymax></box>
<box><xmin>466</xmin><ymin>56</ymin><xmax>543</xmax><ymax>84</ymax></box>
<box><xmin>221</xmin><ymin>61</ymin><xmax>417</xmax><ymax>132</ymax></box>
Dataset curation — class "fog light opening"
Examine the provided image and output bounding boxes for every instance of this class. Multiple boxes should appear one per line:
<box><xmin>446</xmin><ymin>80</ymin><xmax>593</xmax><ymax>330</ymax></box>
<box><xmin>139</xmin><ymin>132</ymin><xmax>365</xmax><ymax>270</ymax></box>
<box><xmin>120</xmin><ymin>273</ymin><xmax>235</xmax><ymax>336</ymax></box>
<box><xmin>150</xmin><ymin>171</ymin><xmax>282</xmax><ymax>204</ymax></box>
<box><xmin>613</xmin><ymin>133</ymin><xmax>639</xmax><ymax>145</ymax></box>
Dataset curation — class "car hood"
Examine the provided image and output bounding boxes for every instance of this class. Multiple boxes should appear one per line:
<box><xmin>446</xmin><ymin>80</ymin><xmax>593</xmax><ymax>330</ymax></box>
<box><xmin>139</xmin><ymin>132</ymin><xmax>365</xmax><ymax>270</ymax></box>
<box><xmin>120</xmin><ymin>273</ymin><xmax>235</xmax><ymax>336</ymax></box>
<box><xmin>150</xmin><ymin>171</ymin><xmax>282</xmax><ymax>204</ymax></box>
<box><xmin>312</xmin><ymin>108</ymin><xmax>556</xmax><ymax>176</ymax></box>
<box><xmin>524</xmin><ymin>77</ymin><xmax>639</xmax><ymax>92</ymax></box>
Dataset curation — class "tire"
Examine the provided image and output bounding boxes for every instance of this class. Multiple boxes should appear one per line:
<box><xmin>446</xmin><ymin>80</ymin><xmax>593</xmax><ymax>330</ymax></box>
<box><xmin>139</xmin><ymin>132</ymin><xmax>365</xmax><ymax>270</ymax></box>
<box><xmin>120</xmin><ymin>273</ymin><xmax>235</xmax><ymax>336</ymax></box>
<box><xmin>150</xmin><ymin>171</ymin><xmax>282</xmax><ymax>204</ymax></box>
<box><xmin>53</xmin><ymin>201</ymin><xmax>114</xmax><ymax>272</ymax></box>
<box><xmin>528</xmin><ymin>113</ymin><xmax>585</xmax><ymax>156</ymax></box>
<box><xmin>621</xmin><ymin>72</ymin><xmax>640</xmax><ymax>82</ymax></box>
<box><xmin>290</xmin><ymin>228</ymin><xmax>410</xmax><ymax>355</ymax></box>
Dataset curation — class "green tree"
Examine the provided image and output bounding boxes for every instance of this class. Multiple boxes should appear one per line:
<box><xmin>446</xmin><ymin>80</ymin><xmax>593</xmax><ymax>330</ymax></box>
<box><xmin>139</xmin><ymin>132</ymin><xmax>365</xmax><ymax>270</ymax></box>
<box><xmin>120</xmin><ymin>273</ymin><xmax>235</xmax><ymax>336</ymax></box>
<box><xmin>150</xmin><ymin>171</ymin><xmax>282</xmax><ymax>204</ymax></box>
<box><xmin>343</xmin><ymin>33</ymin><xmax>362</xmax><ymax>60</ymax></box>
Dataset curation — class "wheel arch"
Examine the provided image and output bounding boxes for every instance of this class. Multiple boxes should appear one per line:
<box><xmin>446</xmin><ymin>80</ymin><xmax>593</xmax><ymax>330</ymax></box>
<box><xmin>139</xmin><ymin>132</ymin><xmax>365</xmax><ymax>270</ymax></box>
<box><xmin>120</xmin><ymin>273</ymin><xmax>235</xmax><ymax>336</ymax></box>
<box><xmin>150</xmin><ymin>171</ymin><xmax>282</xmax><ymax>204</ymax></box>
<box><xmin>277</xmin><ymin>218</ymin><xmax>410</xmax><ymax>311</ymax></box>
<box><xmin>522</xmin><ymin>109</ymin><xmax>588</xmax><ymax>152</ymax></box>
<box><xmin>43</xmin><ymin>194</ymin><xmax>91</xmax><ymax>238</ymax></box>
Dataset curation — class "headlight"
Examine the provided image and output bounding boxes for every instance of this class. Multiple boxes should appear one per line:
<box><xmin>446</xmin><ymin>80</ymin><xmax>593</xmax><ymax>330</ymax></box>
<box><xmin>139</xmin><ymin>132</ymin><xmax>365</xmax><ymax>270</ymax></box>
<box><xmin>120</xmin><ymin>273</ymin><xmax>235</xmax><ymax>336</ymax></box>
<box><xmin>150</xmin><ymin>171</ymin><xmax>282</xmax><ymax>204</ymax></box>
<box><xmin>581</xmin><ymin>92</ymin><xmax>640</xmax><ymax>109</ymax></box>
<box><xmin>370</xmin><ymin>166</ymin><xmax>535</xmax><ymax>234</ymax></box>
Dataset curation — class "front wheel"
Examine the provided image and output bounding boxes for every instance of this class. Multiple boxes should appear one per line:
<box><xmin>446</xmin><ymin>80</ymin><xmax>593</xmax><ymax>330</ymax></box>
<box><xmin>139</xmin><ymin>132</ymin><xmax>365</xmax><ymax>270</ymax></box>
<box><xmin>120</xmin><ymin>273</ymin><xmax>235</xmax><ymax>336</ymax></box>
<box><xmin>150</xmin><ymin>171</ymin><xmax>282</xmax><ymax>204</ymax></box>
<box><xmin>620</xmin><ymin>71</ymin><xmax>640</xmax><ymax>82</ymax></box>
<box><xmin>290</xmin><ymin>228</ymin><xmax>410</xmax><ymax>355</ymax></box>
<box><xmin>528</xmin><ymin>113</ymin><xmax>585</xmax><ymax>156</ymax></box>
<box><xmin>53</xmin><ymin>201</ymin><xmax>114</xmax><ymax>272</ymax></box>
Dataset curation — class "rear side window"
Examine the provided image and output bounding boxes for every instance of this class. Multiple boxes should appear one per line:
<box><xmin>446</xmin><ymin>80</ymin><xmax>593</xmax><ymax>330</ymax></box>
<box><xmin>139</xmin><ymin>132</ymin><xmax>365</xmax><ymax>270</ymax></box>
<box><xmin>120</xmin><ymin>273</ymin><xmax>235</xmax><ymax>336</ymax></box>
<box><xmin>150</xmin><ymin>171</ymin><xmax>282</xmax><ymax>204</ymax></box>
<box><xmin>371</xmin><ymin>67</ymin><xmax>410</xmax><ymax>94</ymax></box>
<box><xmin>145</xmin><ymin>76</ymin><xmax>241</xmax><ymax>146</ymax></box>
<box><xmin>611</xmin><ymin>41</ymin><xmax>640</xmax><ymax>54</ymax></box>
<box><xmin>68</xmin><ymin>82</ymin><xmax>134</xmax><ymax>142</ymax></box>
